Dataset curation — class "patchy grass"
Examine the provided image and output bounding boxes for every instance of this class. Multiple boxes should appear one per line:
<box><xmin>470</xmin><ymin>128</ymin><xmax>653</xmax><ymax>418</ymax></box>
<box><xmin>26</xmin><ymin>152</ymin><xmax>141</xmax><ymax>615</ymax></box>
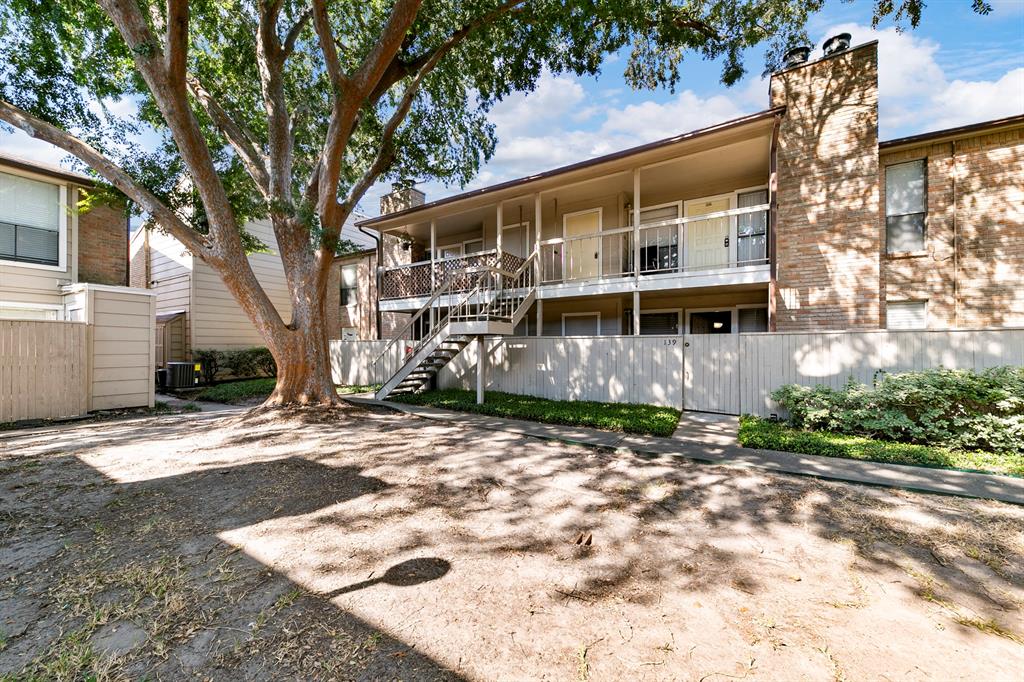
<box><xmin>391</xmin><ymin>389</ymin><xmax>681</xmax><ymax>437</ymax></box>
<box><xmin>739</xmin><ymin>416</ymin><xmax>1024</xmax><ymax>477</ymax></box>
<box><xmin>194</xmin><ymin>378</ymin><xmax>277</xmax><ymax>404</ymax></box>
<box><xmin>337</xmin><ymin>384</ymin><xmax>380</xmax><ymax>395</ymax></box>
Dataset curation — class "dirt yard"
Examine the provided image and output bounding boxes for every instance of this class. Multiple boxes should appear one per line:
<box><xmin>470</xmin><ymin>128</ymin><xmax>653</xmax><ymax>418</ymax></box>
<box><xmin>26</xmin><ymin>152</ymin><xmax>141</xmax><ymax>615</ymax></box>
<box><xmin>1</xmin><ymin>405</ymin><xmax>1022</xmax><ymax>681</ymax></box>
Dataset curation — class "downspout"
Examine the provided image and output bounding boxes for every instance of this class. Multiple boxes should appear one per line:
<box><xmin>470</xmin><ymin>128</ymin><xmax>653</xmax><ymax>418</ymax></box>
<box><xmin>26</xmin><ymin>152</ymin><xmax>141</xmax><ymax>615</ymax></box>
<box><xmin>124</xmin><ymin>199</ymin><xmax>131</xmax><ymax>287</ymax></box>
<box><xmin>359</xmin><ymin>224</ymin><xmax>384</xmax><ymax>340</ymax></box>
<box><xmin>768</xmin><ymin>113</ymin><xmax>782</xmax><ymax>332</ymax></box>
<box><xmin>951</xmin><ymin>139</ymin><xmax>959</xmax><ymax>329</ymax></box>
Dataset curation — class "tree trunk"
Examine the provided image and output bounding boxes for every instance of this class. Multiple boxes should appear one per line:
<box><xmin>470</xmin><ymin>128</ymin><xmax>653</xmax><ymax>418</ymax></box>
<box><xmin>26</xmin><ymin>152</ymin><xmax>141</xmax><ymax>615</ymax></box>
<box><xmin>263</xmin><ymin>304</ymin><xmax>339</xmax><ymax>406</ymax></box>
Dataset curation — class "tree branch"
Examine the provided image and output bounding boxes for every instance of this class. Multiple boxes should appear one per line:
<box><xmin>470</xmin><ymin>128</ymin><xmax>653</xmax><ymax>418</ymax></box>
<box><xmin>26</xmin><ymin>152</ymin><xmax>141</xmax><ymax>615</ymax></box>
<box><xmin>164</xmin><ymin>0</ymin><xmax>190</xmax><ymax>88</ymax></box>
<box><xmin>282</xmin><ymin>8</ymin><xmax>313</xmax><ymax>58</ymax></box>
<box><xmin>185</xmin><ymin>75</ymin><xmax>271</xmax><ymax>197</ymax></box>
<box><xmin>0</xmin><ymin>99</ymin><xmax>209</xmax><ymax>257</ymax></box>
<box><xmin>256</xmin><ymin>0</ymin><xmax>296</xmax><ymax>204</ymax></box>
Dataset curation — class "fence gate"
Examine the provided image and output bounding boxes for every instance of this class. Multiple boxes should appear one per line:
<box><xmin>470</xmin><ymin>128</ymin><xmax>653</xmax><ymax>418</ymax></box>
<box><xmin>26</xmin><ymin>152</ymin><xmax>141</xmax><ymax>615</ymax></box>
<box><xmin>683</xmin><ymin>334</ymin><xmax>740</xmax><ymax>414</ymax></box>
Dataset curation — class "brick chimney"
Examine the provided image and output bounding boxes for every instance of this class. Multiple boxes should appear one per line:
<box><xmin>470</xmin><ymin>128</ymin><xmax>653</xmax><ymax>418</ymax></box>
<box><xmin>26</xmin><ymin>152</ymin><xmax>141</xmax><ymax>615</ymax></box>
<box><xmin>380</xmin><ymin>184</ymin><xmax>425</xmax><ymax>216</ymax></box>
<box><xmin>769</xmin><ymin>40</ymin><xmax>881</xmax><ymax>331</ymax></box>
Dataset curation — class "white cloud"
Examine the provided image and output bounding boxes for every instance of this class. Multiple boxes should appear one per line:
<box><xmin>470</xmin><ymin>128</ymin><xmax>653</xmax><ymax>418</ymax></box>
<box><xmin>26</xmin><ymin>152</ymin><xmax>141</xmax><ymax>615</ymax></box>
<box><xmin>819</xmin><ymin>23</ymin><xmax>1024</xmax><ymax>135</ymax></box>
<box><xmin>0</xmin><ymin>129</ymin><xmax>71</xmax><ymax>166</ymax></box>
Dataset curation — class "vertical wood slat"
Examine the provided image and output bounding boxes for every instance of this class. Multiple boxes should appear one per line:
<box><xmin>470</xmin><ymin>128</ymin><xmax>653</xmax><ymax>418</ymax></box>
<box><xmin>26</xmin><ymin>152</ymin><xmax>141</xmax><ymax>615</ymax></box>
<box><xmin>0</xmin><ymin>321</ymin><xmax>88</xmax><ymax>422</ymax></box>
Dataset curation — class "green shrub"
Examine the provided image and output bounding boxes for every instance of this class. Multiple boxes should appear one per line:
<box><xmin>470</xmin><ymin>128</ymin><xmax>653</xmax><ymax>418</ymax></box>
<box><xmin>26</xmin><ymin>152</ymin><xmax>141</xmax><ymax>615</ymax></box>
<box><xmin>739</xmin><ymin>415</ymin><xmax>1024</xmax><ymax>477</ymax></box>
<box><xmin>192</xmin><ymin>349</ymin><xmax>220</xmax><ymax>385</ymax></box>
<box><xmin>772</xmin><ymin>366</ymin><xmax>1024</xmax><ymax>454</ymax></box>
<box><xmin>192</xmin><ymin>347</ymin><xmax>278</xmax><ymax>383</ymax></box>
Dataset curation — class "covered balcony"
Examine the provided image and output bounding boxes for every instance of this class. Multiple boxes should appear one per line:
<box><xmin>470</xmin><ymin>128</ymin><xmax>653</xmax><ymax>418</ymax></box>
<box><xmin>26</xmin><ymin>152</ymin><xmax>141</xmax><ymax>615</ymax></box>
<box><xmin>370</xmin><ymin>109</ymin><xmax>776</xmax><ymax>306</ymax></box>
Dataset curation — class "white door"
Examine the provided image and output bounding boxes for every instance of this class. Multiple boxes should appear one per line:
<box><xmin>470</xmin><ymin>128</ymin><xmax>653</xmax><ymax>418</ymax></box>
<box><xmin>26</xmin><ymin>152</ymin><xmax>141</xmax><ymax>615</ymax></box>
<box><xmin>685</xmin><ymin>197</ymin><xmax>730</xmax><ymax>269</ymax></box>
<box><xmin>683</xmin><ymin>333</ymin><xmax>739</xmax><ymax>414</ymax></box>
<box><xmin>502</xmin><ymin>224</ymin><xmax>528</xmax><ymax>258</ymax></box>
<box><xmin>564</xmin><ymin>209</ymin><xmax>601</xmax><ymax>280</ymax></box>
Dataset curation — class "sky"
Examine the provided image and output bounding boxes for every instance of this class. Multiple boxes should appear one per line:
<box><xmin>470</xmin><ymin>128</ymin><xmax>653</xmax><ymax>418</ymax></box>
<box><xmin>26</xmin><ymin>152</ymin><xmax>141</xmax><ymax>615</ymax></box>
<box><xmin>2</xmin><ymin>0</ymin><xmax>1022</xmax><ymax>218</ymax></box>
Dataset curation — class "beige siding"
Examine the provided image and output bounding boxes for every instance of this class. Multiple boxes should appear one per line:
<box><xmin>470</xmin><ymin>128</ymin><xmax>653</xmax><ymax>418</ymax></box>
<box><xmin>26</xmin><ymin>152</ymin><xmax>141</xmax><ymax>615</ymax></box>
<box><xmin>80</xmin><ymin>286</ymin><xmax>157</xmax><ymax>411</ymax></box>
<box><xmin>144</xmin><ymin>229</ymin><xmax>193</xmax><ymax>357</ymax></box>
<box><xmin>0</xmin><ymin>320</ymin><xmax>89</xmax><ymax>421</ymax></box>
<box><xmin>190</xmin><ymin>219</ymin><xmax>292</xmax><ymax>350</ymax></box>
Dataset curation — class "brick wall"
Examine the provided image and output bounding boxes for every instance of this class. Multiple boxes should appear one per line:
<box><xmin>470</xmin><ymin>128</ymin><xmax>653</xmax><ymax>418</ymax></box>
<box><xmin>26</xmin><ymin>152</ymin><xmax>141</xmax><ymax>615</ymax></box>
<box><xmin>770</xmin><ymin>43</ymin><xmax>881</xmax><ymax>330</ymax></box>
<box><xmin>78</xmin><ymin>188</ymin><xmax>128</xmax><ymax>286</ymax></box>
<box><xmin>129</xmin><ymin>232</ymin><xmax>149</xmax><ymax>289</ymax></box>
<box><xmin>880</xmin><ymin>125</ymin><xmax>1024</xmax><ymax>328</ymax></box>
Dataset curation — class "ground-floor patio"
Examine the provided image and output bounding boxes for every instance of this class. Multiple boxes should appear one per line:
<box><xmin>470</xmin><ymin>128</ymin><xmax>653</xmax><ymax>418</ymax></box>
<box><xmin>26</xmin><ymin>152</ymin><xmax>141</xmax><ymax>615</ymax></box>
<box><xmin>2</xmin><ymin>407</ymin><xmax>1021</xmax><ymax>679</ymax></box>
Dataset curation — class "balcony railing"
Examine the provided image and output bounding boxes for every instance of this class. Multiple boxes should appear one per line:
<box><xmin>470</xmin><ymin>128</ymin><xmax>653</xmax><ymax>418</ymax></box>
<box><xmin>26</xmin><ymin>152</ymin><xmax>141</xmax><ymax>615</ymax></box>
<box><xmin>540</xmin><ymin>204</ymin><xmax>769</xmax><ymax>283</ymax></box>
<box><xmin>381</xmin><ymin>249</ymin><xmax>527</xmax><ymax>300</ymax></box>
<box><xmin>379</xmin><ymin>204</ymin><xmax>769</xmax><ymax>299</ymax></box>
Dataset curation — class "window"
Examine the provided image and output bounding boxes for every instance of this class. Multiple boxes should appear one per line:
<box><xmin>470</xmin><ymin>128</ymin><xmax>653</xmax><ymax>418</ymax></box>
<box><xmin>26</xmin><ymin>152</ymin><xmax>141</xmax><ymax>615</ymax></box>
<box><xmin>562</xmin><ymin>313</ymin><xmax>600</xmax><ymax>336</ymax></box>
<box><xmin>639</xmin><ymin>311</ymin><xmax>680</xmax><ymax>335</ymax></box>
<box><xmin>887</xmin><ymin>301</ymin><xmax>927</xmax><ymax>330</ymax></box>
<box><xmin>688</xmin><ymin>310</ymin><xmax>732</xmax><ymax>334</ymax></box>
<box><xmin>0</xmin><ymin>302</ymin><xmax>61</xmax><ymax>320</ymax></box>
<box><xmin>463</xmin><ymin>239</ymin><xmax>484</xmax><ymax>254</ymax></box>
<box><xmin>885</xmin><ymin>160</ymin><xmax>926</xmax><ymax>253</ymax></box>
<box><xmin>0</xmin><ymin>171</ymin><xmax>62</xmax><ymax>267</ymax></box>
<box><xmin>437</xmin><ymin>245</ymin><xmax>462</xmax><ymax>259</ymax></box>
<box><xmin>638</xmin><ymin>204</ymin><xmax>679</xmax><ymax>274</ymax></box>
<box><xmin>736</xmin><ymin>190</ymin><xmax>768</xmax><ymax>264</ymax></box>
<box><xmin>340</xmin><ymin>264</ymin><xmax>358</xmax><ymax>306</ymax></box>
<box><xmin>738</xmin><ymin>307</ymin><xmax>768</xmax><ymax>332</ymax></box>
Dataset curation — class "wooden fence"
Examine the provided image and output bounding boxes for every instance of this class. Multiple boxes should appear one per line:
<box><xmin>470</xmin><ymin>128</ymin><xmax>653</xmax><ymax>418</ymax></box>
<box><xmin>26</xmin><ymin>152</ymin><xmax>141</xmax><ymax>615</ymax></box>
<box><xmin>0</xmin><ymin>320</ymin><xmax>89</xmax><ymax>422</ymax></box>
<box><xmin>331</xmin><ymin>328</ymin><xmax>1024</xmax><ymax>415</ymax></box>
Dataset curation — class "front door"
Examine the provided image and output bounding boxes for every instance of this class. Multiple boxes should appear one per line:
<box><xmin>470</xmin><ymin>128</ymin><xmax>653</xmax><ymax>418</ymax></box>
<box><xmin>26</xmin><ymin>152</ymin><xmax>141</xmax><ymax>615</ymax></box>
<box><xmin>564</xmin><ymin>209</ymin><xmax>601</xmax><ymax>280</ymax></box>
<box><xmin>685</xmin><ymin>197</ymin><xmax>730</xmax><ymax>269</ymax></box>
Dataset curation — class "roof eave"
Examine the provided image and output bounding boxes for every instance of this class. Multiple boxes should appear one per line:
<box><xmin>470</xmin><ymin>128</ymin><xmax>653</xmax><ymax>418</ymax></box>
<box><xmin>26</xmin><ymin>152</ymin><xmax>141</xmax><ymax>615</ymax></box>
<box><xmin>357</xmin><ymin>106</ymin><xmax>785</xmax><ymax>229</ymax></box>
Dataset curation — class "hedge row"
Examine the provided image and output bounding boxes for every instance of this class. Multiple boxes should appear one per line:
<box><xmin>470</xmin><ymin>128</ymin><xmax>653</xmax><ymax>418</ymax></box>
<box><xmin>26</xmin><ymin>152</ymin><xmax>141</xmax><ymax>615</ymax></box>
<box><xmin>193</xmin><ymin>347</ymin><xmax>276</xmax><ymax>383</ymax></box>
<box><xmin>772</xmin><ymin>366</ymin><xmax>1024</xmax><ymax>454</ymax></box>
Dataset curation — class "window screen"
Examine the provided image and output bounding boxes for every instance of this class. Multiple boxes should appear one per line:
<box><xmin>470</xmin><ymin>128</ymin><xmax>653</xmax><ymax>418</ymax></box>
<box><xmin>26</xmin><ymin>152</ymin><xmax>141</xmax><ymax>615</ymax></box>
<box><xmin>738</xmin><ymin>307</ymin><xmax>768</xmax><ymax>332</ymax></box>
<box><xmin>887</xmin><ymin>301</ymin><xmax>927</xmax><ymax>330</ymax></box>
<box><xmin>0</xmin><ymin>171</ymin><xmax>61</xmax><ymax>266</ymax></box>
<box><xmin>639</xmin><ymin>312</ymin><xmax>679</xmax><ymax>335</ymax></box>
<box><xmin>737</xmin><ymin>190</ymin><xmax>768</xmax><ymax>264</ymax></box>
<box><xmin>885</xmin><ymin>160</ymin><xmax>926</xmax><ymax>252</ymax></box>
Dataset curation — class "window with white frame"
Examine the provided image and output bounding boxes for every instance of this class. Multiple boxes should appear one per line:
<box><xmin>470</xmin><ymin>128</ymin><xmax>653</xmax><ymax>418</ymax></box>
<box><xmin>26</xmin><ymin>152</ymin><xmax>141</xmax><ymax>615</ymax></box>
<box><xmin>736</xmin><ymin>190</ymin><xmax>768</xmax><ymax>264</ymax></box>
<box><xmin>0</xmin><ymin>302</ymin><xmax>61</xmax><ymax>320</ymax></box>
<box><xmin>885</xmin><ymin>160</ymin><xmax>927</xmax><ymax>253</ymax></box>
<box><xmin>0</xmin><ymin>171</ymin><xmax>62</xmax><ymax>266</ymax></box>
<box><xmin>887</xmin><ymin>301</ymin><xmax>927</xmax><ymax>329</ymax></box>
<box><xmin>562</xmin><ymin>312</ymin><xmax>600</xmax><ymax>336</ymax></box>
<box><xmin>340</xmin><ymin>264</ymin><xmax>358</xmax><ymax>306</ymax></box>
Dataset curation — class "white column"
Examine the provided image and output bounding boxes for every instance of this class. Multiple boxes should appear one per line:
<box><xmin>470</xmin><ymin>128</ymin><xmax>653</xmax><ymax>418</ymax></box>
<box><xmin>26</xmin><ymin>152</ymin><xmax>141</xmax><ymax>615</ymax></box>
<box><xmin>633</xmin><ymin>290</ymin><xmax>640</xmax><ymax>336</ymax></box>
<box><xmin>496</xmin><ymin>201</ymin><xmax>503</xmax><ymax>254</ymax></box>
<box><xmin>534</xmin><ymin>193</ymin><xmax>542</xmax><ymax>284</ymax></box>
<box><xmin>536</xmin><ymin>298</ymin><xmax>543</xmax><ymax>337</ymax></box>
<box><xmin>430</xmin><ymin>219</ymin><xmax>437</xmax><ymax>288</ymax></box>
<box><xmin>476</xmin><ymin>335</ymin><xmax>485</xmax><ymax>404</ymax></box>
<box><xmin>633</xmin><ymin>168</ymin><xmax>641</xmax><ymax>282</ymax></box>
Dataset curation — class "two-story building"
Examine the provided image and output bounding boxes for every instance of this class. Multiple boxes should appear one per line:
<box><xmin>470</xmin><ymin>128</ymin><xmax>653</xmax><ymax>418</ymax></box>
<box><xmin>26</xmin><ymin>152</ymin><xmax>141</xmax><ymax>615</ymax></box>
<box><xmin>353</xmin><ymin>38</ymin><xmax>1023</xmax><ymax>399</ymax></box>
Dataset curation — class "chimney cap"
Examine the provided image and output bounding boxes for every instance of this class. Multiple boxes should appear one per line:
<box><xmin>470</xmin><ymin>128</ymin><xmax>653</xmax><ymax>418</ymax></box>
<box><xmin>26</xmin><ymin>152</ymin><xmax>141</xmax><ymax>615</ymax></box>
<box><xmin>782</xmin><ymin>45</ymin><xmax>812</xmax><ymax>69</ymax></box>
<box><xmin>823</xmin><ymin>32</ymin><xmax>852</xmax><ymax>56</ymax></box>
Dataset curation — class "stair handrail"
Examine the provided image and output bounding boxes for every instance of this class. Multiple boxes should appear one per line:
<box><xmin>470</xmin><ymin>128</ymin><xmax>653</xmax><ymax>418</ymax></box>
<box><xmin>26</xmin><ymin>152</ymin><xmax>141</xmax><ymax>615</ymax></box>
<box><xmin>373</xmin><ymin>252</ymin><xmax>537</xmax><ymax>383</ymax></box>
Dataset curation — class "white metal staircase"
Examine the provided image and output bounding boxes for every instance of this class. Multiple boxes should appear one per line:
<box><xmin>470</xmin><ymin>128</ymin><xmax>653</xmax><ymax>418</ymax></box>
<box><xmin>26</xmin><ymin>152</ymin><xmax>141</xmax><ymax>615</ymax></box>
<box><xmin>374</xmin><ymin>254</ymin><xmax>537</xmax><ymax>400</ymax></box>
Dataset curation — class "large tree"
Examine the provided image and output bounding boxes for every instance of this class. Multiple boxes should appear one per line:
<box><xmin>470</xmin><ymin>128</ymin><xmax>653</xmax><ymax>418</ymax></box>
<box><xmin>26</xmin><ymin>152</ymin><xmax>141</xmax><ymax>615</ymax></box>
<box><xmin>0</xmin><ymin>0</ymin><xmax>989</xmax><ymax>405</ymax></box>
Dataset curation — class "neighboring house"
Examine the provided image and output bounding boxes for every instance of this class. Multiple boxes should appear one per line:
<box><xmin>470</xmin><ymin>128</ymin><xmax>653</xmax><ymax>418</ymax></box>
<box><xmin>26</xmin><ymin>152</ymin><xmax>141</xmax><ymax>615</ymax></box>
<box><xmin>0</xmin><ymin>154</ymin><xmax>156</xmax><ymax>417</ymax></box>
<box><xmin>1</xmin><ymin>153</ymin><xmax>129</xmax><ymax>318</ymax></box>
<box><xmin>130</xmin><ymin>213</ymin><xmax>373</xmax><ymax>365</ymax></box>
<box><xmin>359</xmin><ymin>39</ymin><xmax>1024</xmax><ymax>340</ymax></box>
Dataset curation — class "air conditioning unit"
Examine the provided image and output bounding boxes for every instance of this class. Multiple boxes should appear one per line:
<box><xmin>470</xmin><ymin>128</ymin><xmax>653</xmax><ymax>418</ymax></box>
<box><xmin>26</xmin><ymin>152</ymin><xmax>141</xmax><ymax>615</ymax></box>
<box><xmin>166</xmin><ymin>362</ymin><xmax>198</xmax><ymax>389</ymax></box>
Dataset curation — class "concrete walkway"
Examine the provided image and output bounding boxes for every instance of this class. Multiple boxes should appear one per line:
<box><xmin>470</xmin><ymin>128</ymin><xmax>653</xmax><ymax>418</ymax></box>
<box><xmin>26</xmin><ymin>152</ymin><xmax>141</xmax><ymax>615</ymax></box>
<box><xmin>348</xmin><ymin>398</ymin><xmax>1024</xmax><ymax>505</ymax></box>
